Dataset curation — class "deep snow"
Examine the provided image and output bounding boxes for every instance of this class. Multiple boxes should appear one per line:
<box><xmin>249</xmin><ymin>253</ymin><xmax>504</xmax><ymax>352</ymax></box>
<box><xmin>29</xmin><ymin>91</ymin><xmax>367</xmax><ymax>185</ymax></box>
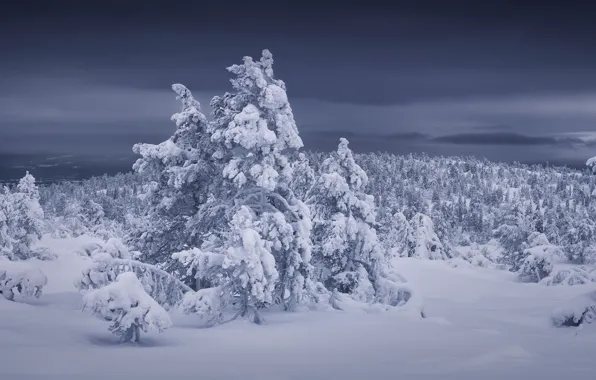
<box><xmin>1</xmin><ymin>235</ymin><xmax>595</xmax><ymax>380</ymax></box>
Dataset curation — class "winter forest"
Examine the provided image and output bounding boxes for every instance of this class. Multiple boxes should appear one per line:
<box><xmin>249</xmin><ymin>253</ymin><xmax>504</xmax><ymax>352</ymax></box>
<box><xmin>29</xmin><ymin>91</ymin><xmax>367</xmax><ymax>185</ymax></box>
<box><xmin>2</xmin><ymin>50</ymin><xmax>596</xmax><ymax>378</ymax></box>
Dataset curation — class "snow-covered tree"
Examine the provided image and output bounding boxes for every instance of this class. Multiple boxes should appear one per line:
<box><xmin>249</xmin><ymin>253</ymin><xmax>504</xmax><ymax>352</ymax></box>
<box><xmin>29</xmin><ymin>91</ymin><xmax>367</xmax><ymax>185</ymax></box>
<box><xmin>83</xmin><ymin>272</ymin><xmax>172</xmax><ymax>343</ymax></box>
<box><xmin>202</xmin><ymin>49</ymin><xmax>314</xmax><ymax>313</ymax></box>
<box><xmin>514</xmin><ymin>232</ymin><xmax>562</xmax><ymax>282</ymax></box>
<box><xmin>290</xmin><ymin>152</ymin><xmax>316</xmax><ymax>200</ymax></box>
<box><xmin>586</xmin><ymin>156</ymin><xmax>596</xmax><ymax>174</ymax></box>
<box><xmin>380</xmin><ymin>211</ymin><xmax>415</xmax><ymax>259</ymax></box>
<box><xmin>494</xmin><ymin>202</ymin><xmax>534</xmax><ymax>271</ymax></box>
<box><xmin>308</xmin><ymin>138</ymin><xmax>386</xmax><ymax>302</ymax></box>
<box><xmin>409</xmin><ymin>213</ymin><xmax>447</xmax><ymax>260</ymax></box>
<box><xmin>130</xmin><ymin>84</ymin><xmax>220</xmax><ymax>284</ymax></box>
<box><xmin>4</xmin><ymin>173</ymin><xmax>45</xmax><ymax>260</ymax></box>
<box><xmin>0</xmin><ymin>195</ymin><xmax>14</xmax><ymax>258</ymax></box>
<box><xmin>560</xmin><ymin>208</ymin><xmax>596</xmax><ymax>264</ymax></box>
<box><xmin>173</xmin><ymin>206</ymin><xmax>281</xmax><ymax>324</ymax></box>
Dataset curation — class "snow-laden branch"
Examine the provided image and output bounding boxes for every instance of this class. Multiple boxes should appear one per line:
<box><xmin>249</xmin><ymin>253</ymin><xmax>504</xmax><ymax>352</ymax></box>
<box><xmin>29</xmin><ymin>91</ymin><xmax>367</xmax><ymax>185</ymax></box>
<box><xmin>77</xmin><ymin>256</ymin><xmax>192</xmax><ymax>309</ymax></box>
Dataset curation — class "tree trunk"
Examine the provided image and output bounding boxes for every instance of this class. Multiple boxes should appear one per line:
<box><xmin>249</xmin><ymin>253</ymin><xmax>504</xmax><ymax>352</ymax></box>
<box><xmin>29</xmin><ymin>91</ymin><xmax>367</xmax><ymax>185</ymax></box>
<box><xmin>253</xmin><ymin>307</ymin><xmax>263</xmax><ymax>325</ymax></box>
<box><xmin>133</xmin><ymin>323</ymin><xmax>141</xmax><ymax>343</ymax></box>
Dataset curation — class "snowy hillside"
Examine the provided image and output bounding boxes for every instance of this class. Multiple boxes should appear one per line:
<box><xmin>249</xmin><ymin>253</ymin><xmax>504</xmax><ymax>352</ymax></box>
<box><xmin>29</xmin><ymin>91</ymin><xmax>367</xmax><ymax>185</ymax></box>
<box><xmin>2</xmin><ymin>49</ymin><xmax>596</xmax><ymax>378</ymax></box>
<box><xmin>1</xmin><ymin>234</ymin><xmax>595</xmax><ymax>379</ymax></box>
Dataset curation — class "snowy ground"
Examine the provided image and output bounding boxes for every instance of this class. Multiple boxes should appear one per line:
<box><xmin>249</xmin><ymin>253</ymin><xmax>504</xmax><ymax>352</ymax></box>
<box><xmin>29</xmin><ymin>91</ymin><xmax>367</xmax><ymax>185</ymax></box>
<box><xmin>1</xmin><ymin>236</ymin><xmax>595</xmax><ymax>380</ymax></box>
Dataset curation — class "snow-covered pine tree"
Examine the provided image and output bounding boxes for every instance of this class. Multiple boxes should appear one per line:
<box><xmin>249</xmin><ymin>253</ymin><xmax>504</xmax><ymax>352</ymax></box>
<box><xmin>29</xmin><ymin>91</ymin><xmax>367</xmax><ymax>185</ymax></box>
<box><xmin>5</xmin><ymin>173</ymin><xmax>45</xmax><ymax>260</ymax></box>
<box><xmin>130</xmin><ymin>84</ymin><xmax>221</xmax><ymax>286</ymax></box>
<box><xmin>380</xmin><ymin>211</ymin><xmax>415</xmax><ymax>259</ymax></box>
<box><xmin>196</xmin><ymin>49</ymin><xmax>314</xmax><ymax>314</ymax></box>
<box><xmin>223</xmin><ymin>206</ymin><xmax>279</xmax><ymax>323</ymax></box>
<box><xmin>586</xmin><ymin>156</ymin><xmax>596</xmax><ymax>174</ymax></box>
<box><xmin>561</xmin><ymin>207</ymin><xmax>596</xmax><ymax>264</ymax></box>
<box><xmin>517</xmin><ymin>232</ymin><xmax>561</xmax><ymax>283</ymax></box>
<box><xmin>494</xmin><ymin>201</ymin><xmax>533</xmax><ymax>271</ymax></box>
<box><xmin>290</xmin><ymin>152</ymin><xmax>317</xmax><ymax>201</ymax></box>
<box><xmin>0</xmin><ymin>191</ymin><xmax>14</xmax><ymax>259</ymax></box>
<box><xmin>83</xmin><ymin>272</ymin><xmax>172</xmax><ymax>343</ymax></box>
<box><xmin>308</xmin><ymin>138</ymin><xmax>385</xmax><ymax>302</ymax></box>
<box><xmin>409</xmin><ymin>213</ymin><xmax>448</xmax><ymax>260</ymax></box>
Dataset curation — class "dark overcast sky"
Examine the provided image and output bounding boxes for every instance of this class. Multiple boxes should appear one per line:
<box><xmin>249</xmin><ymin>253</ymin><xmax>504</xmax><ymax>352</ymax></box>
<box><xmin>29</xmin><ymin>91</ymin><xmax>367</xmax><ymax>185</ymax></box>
<box><xmin>2</xmin><ymin>0</ymin><xmax>596</xmax><ymax>167</ymax></box>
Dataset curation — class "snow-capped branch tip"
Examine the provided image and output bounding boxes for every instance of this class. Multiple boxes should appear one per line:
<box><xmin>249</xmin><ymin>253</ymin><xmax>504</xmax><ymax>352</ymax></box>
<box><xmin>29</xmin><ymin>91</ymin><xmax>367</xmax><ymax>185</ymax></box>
<box><xmin>171</xmin><ymin>83</ymin><xmax>200</xmax><ymax>110</ymax></box>
<box><xmin>586</xmin><ymin>156</ymin><xmax>596</xmax><ymax>173</ymax></box>
<box><xmin>228</xmin><ymin>49</ymin><xmax>275</xmax><ymax>75</ymax></box>
<box><xmin>338</xmin><ymin>138</ymin><xmax>350</xmax><ymax>150</ymax></box>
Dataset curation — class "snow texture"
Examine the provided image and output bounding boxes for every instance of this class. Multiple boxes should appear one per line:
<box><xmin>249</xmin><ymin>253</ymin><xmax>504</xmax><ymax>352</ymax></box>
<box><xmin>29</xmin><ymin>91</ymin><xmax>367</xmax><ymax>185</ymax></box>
<box><xmin>2</xmin><ymin>236</ymin><xmax>596</xmax><ymax>379</ymax></box>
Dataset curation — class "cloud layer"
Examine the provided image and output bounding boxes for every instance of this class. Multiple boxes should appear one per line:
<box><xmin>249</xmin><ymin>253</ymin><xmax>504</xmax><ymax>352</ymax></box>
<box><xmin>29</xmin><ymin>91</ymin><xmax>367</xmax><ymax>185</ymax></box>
<box><xmin>1</xmin><ymin>77</ymin><xmax>596</xmax><ymax>167</ymax></box>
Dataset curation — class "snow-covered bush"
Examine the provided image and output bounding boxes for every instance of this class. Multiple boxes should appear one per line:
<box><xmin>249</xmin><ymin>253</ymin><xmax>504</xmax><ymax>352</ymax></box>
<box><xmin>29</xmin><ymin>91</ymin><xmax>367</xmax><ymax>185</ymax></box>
<box><xmin>541</xmin><ymin>266</ymin><xmax>596</xmax><ymax>286</ymax></box>
<box><xmin>92</xmin><ymin>238</ymin><xmax>135</xmax><ymax>260</ymax></box>
<box><xmin>517</xmin><ymin>233</ymin><xmax>562</xmax><ymax>283</ymax></box>
<box><xmin>452</xmin><ymin>243</ymin><xmax>494</xmax><ymax>268</ymax></box>
<box><xmin>410</xmin><ymin>213</ymin><xmax>447</xmax><ymax>260</ymax></box>
<box><xmin>518</xmin><ymin>250</ymin><xmax>554</xmax><ymax>283</ymax></box>
<box><xmin>552</xmin><ymin>291</ymin><xmax>596</xmax><ymax>327</ymax></box>
<box><xmin>83</xmin><ymin>272</ymin><xmax>172</xmax><ymax>343</ymax></box>
<box><xmin>0</xmin><ymin>260</ymin><xmax>47</xmax><ymax>301</ymax></box>
<box><xmin>178</xmin><ymin>286</ymin><xmax>224</xmax><ymax>327</ymax></box>
<box><xmin>374</xmin><ymin>273</ymin><xmax>413</xmax><ymax>307</ymax></box>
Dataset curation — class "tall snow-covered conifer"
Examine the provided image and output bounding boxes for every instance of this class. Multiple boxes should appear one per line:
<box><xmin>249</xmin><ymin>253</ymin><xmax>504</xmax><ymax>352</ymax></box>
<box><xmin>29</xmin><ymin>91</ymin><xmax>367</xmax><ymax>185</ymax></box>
<box><xmin>6</xmin><ymin>173</ymin><xmax>44</xmax><ymax>260</ymax></box>
<box><xmin>182</xmin><ymin>49</ymin><xmax>314</xmax><ymax>315</ymax></box>
<box><xmin>131</xmin><ymin>84</ymin><xmax>220</xmax><ymax>285</ymax></box>
<box><xmin>308</xmin><ymin>138</ymin><xmax>385</xmax><ymax>302</ymax></box>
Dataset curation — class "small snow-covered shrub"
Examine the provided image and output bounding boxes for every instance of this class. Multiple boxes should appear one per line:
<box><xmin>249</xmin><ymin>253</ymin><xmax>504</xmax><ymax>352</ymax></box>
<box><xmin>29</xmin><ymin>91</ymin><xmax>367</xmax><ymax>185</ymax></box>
<box><xmin>374</xmin><ymin>276</ymin><xmax>412</xmax><ymax>307</ymax></box>
<box><xmin>83</xmin><ymin>272</ymin><xmax>172</xmax><ymax>343</ymax></box>
<box><xmin>552</xmin><ymin>291</ymin><xmax>596</xmax><ymax>327</ymax></box>
<box><xmin>0</xmin><ymin>261</ymin><xmax>47</xmax><ymax>301</ymax></box>
<box><xmin>518</xmin><ymin>246</ymin><xmax>556</xmax><ymax>283</ymax></box>
<box><xmin>541</xmin><ymin>266</ymin><xmax>596</xmax><ymax>286</ymax></box>
<box><xmin>179</xmin><ymin>287</ymin><xmax>223</xmax><ymax>327</ymax></box>
<box><xmin>90</xmin><ymin>238</ymin><xmax>134</xmax><ymax>260</ymax></box>
<box><xmin>454</xmin><ymin>243</ymin><xmax>494</xmax><ymax>268</ymax></box>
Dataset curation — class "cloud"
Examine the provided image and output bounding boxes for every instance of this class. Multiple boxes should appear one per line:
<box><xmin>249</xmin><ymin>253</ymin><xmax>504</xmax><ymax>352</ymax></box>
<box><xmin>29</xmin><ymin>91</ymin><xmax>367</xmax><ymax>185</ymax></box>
<box><xmin>0</xmin><ymin>77</ymin><xmax>214</xmax><ymax>130</ymax></box>
<box><xmin>2</xmin><ymin>76</ymin><xmax>596</xmax><ymax>167</ymax></box>
<box><xmin>432</xmin><ymin>132</ymin><xmax>569</xmax><ymax>146</ymax></box>
<box><xmin>471</xmin><ymin>124</ymin><xmax>512</xmax><ymax>131</ymax></box>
